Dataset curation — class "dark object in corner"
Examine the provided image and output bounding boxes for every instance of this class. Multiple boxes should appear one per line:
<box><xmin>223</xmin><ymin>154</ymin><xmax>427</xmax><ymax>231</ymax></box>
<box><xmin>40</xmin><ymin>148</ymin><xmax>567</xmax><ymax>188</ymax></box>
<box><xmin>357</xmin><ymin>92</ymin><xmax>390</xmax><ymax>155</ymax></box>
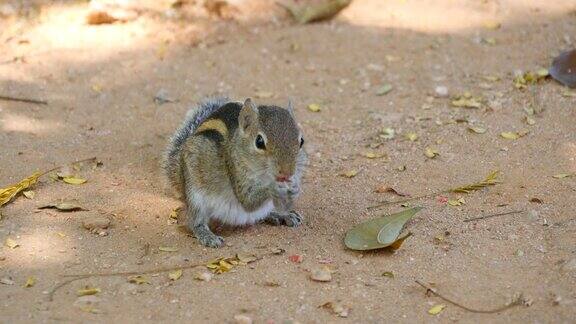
<box><xmin>550</xmin><ymin>49</ymin><xmax>576</xmax><ymax>88</ymax></box>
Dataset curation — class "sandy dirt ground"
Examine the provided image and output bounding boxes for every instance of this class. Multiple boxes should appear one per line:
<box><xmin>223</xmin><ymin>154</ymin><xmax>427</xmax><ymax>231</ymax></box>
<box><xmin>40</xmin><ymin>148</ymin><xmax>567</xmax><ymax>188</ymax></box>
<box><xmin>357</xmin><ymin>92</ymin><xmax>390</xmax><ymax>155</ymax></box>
<box><xmin>1</xmin><ymin>0</ymin><xmax>576</xmax><ymax>323</ymax></box>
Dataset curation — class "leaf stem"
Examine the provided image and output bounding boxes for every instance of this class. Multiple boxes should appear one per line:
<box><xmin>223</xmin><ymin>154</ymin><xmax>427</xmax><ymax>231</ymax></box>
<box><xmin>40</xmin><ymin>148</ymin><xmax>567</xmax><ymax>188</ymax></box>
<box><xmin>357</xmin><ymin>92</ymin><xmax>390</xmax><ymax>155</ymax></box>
<box><xmin>415</xmin><ymin>280</ymin><xmax>523</xmax><ymax>314</ymax></box>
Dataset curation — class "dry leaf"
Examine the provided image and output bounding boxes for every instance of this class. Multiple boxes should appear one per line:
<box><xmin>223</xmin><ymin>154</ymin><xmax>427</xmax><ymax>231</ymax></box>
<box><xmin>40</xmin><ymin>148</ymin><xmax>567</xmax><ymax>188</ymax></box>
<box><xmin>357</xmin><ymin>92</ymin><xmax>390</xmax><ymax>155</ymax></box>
<box><xmin>374</xmin><ymin>186</ymin><xmax>409</xmax><ymax>197</ymax></box>
<box><xmin>514</xmin><ymin>69</ymin><xmax>550</xmax><ymax>89</ymax></box>
<box><xmin>447</xmin><ymin>197</ymin><xmax>465</xmax><ymax>206</ymax></box>
<box><xmin>500</xmin><ymin>131</ymin><xmax>527</xmax><ymax>140</ymax></box>
<box><xmin>405</xmin><ymin>132</ymin><xmax>418</xmax><ymax>141</ymax></box>
<box><xmin>22</xmin><ymin>191</ymin><xmax>35</xmax><ymax>199</ymax></box>
<box><xmin>62</xmin><ymin>176</ymin><xmax>87</xmax><ymax>185</ymax></box>
<box><xmin>484</xmin><ymin>21</ymin><xmax>501</xmax><ymax>30</ymax></box>
<box><xmin>38</xmin><ymin>201</ymin><xmax>85</xmax><ymax>212</ymax></box>
<box><xmin>362</xmin><ymin>152</ymin><xmax>385</xmax><ymax>159</ymax></box>
<box><xmin>307</xmin><ymin>103</ymin><xmax>321</xmax><ymax>112</ymax></box>
<box><xmin>382</xmin><ymin>271</ymin><xmax>394</xmax><ymax>278</ymax></box>
<box><xmin>310</xmin><ymin>266</ymin><xmax>332</xmax><ymax>282</ymax></box>
<box><xmin>451</xmin><ymin>93</ymin><xmax>482</xmax><ymax>109</ymax></box>
<box><xmin>24</xmin><ymin>277</ymin><xmax>36</xmax><ymax>288</ymax></box>
<box><xmin>320</xmin><ymin>301</ymin><xmax>349</xmax><ymax>317</ymax></box>
<box><xmin>128</xmin><ymin>275</ymin><xmax>150</xmax><ymax>285</ymax></box>
<box><xmin>561</xmin><ymin>90</ymin><xmax>576</xmax><ymax>97</ymax></box>
<box><xmin>340</xmin><ymin>170</ymin><xmax>358</xmax><ymax>178</ymax></box>
<box><xmin>159</xmin><ymin>246</ymin><xmax>179</xmax><ymax>252</ymax></box>
<box><xmin>451</xmin><ymin>170</ymin><xmax>500</xmax><ymax>193</ymax></box>
<box><xmin>205</xmin><ymin>254</ymin><xmax>258</xmax><ymax>274</ymax></box>
<box><xmin>281</xmin><ymin>0</ymin><xmax>352</xmax><ymax>24</ymax></box>
<box><xmin>380</xmin><ymin>127</ymin><xmax>395</xmax><ymax>140</ymax></box>
<box><xmin>468</xmin><ymin>126</ymin><xmax>487</xmax><ymax>134</ymax></box>
<box><xmin>0</xmin><ymin>277</ymin><xmax>15</xmax><ymax>285</ymax></box>
<box><xmin>77</xmin><ymin>287</ymin><xmax>101</xmax><ymax>296</ymax></box>
<box><xmin>552</xmin><ymin>173</ymin><xmax>575</xmax><ymax>179</ymax></box>
<box><xmin>375</xmin><ymin>84</ymin><xmax>393</xmax><ymax>96</ymax></box>
<box><xmin>288</xmin><ymin>254</ymin><xmax>303</xmax><ymax>263</ymax></box>
<box><xmin>428</xmin><ymin>304</ymin><xmax>446</xmax><ymax>315</ymax></box>
<box><xmin>525</xmin><ymin>116</ymin><xmax>536</xmax><ymax>125</ymax></box>
<box><xmin>5</xmin><ymin>238</ymin><xmax>19</xmax><ymax>249</ymax></box>
<box><xmin>270</xmin><ymin>247</ymin><xmax>285</xmax><ymax>255</ymax></box>
<box><xmin>236</xmin><ymin>254</ymin><xmax>258</xmax><ymax>264</ymax></box>
<box><xmin>0</xmin><ymin>171</ymin><xmax>42</xmax><ymax>207</ymax></box>
<box><xmin>424</xmin><ymin>147</ymin><xmax>439</xmax><ymax>159</ymax></box>
<box><xmin>168</xmin><ymin>269</ymin><xmax>183</xmax><ymax>281</ymax></box>
<box><xmin>345</xmin><ymin>207</ymin><xmax>423</xmax><ymax>250</ymax></box>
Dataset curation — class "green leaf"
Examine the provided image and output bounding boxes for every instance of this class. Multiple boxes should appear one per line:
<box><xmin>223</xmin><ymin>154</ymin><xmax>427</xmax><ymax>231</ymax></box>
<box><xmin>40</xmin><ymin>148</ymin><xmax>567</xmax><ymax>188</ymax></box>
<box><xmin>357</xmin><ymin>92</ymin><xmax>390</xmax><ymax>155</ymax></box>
<box><xmin>344</xmin><ymin>207</ymin><xmax>423</xmax><ymax>250</ymax></box>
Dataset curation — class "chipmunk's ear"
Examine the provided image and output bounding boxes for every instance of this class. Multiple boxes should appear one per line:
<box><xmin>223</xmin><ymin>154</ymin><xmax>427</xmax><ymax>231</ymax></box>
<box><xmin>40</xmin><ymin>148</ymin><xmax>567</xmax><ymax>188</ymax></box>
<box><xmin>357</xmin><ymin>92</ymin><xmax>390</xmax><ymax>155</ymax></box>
<box><xmin>239</xmin><ymin>98</ymin><xmax>259</xmax><ymax>134</ymax></box>
<box><xmin>286</xmin><ymin>98</ymin><xmax>295</xmax><ymax>117</ymax></box>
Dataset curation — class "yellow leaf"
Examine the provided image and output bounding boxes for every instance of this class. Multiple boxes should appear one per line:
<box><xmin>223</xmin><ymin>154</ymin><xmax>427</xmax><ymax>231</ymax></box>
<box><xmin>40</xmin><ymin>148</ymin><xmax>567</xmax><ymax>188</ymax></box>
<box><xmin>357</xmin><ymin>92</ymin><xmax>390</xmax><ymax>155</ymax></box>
<box><xmin>424</xmin><ymin>147</ymin><xmax>439</xmax><ymax>159</ymax></box>
<box><xmin>56</xmin><ymin>232</ymin><xmax>66</xmax><ymax>238</ymax></box>
<box><xmin>5</xmin><ymin>238</ymin><xmax>19</xmax><ymax>249</ymax></box>
<box><xmin>128</xmin><ymin>275</ymin><xmax>150</xmax><ymax>285</ymax></box>
<box><xmin>24</xmin><ymin>277</ymin><xmax>36</xmax><ymax>288</ymax></box>
<box><xmin>91</xmin><ymin>84</ymin><xmax>102</xmax><ymax>93</ymax></box>
<box><xmin>405</xmin><ymin>132</ymin><xmax>418</xmax><ymax>141</ymax></box>
<box><xmin>428</xmin><ymin>304</ymin><xmax>446</xmax><ymax>315</ymax></box>
<box><xmin>159</xmin><ymin>246</ymin><xmax>179</xmax><ymax>252</ymax></box>
<box><xmin>484</xmin><ymin>21</ymin><xmax>501</xmax><ymax>30</ymax></box>
<box><xmin>447</xmin><ymin>197</ymin><xmax>465</xmax><ymax>206</ymax></box>
<box><xmin>62</xmin><ymin>176</ymin><xmax>87</xmax><ymax>185</ymax></box>
<box><xmin>552</xmin><ymin>173</ymin><xmax>575</xmax><ymax>179</ymax></box>
<box><xmin>451</xmin><ymin>170</ymin><xmax>500</xmax><ymax>193</ymax></box>
<box><xmin>362</xmin><ymin>152</ymin><xmax>385</xmax><ymax>159</ymax></box>
<box><xmin>307</xmin><ymin>103</ymin><xmax>321</xmax><ymax>112</ymax></box>
<box><xmin>500</xmin><ymin>132</ymin><xmax>520</xmax><ymax>140</ymax></box>
<box><xmin>77</xmin><ymin>287</ymin><xmax>101</xmax><ymax>296</ymax></box>
<box><xmin>168</xmin><ymin>269</ymin><xmax>183</xmax><ymax>281</ymax></box>
<box><xmin>340</xmin><ymin>170</ymin><xmax>358</xmax><ymax>178</ymax></box>
<box><xmin>22</xmin><ymin>190</ymin><xmax>35</xmax><ymax>199</ymax></box>
<box><xmin>525</xmin><ymin>116</ymin><xmax>536</xmax><ymax>126</ymax></box>
<box><xmin>561</xmin><ymin>90</ymin><xmax>576</xmax><ymax>97</ymax></box>
<box><xmin>0</xmin><ymin>172</ymin><xmax>42</xmax><ymax>207</ymax></box>
<box><xmin>468</xmin><ymin>126</ymin><xmax>487</xmax><ymax>134</ymax></box>
<box><xmin>380</xmin><ymin>127</ymin><xmax>396</xmax><ymax>140</ymax></box>
<box><xmin>451</xmin><ymin>94</ymin><xmax>482</xmax><ymax>108</ymax></box>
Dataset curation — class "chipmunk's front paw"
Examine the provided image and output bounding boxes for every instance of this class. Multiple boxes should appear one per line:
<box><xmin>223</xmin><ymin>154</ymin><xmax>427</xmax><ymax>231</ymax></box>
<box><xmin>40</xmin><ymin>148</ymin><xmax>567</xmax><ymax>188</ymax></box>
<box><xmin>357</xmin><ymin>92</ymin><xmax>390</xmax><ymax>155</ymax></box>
<box><xmin>193</xmin><ymin>226</ymin><xmax>224</xmax><ymax>248</ymax></box>
<box><xmin>265</xmin><ymin>211</ymin><xmax>303</xmax><ymax>227</ymax></box>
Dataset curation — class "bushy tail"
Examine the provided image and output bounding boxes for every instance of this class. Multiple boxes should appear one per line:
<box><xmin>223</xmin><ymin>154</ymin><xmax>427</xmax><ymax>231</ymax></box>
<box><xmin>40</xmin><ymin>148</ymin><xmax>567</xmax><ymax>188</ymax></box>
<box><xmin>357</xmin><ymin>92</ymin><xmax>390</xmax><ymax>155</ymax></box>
<box><xmin>161</xmin><ymin>97</ymin><xmax>229</xmax><ymax>197</ymax></box>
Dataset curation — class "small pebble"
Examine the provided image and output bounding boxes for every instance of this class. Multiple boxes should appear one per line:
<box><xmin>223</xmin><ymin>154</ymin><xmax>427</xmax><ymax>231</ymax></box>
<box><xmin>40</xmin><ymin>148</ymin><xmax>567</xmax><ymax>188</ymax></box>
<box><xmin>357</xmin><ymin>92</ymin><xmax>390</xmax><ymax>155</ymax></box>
<box><xmin>310</xmin><ymin>267</ymin><xmax>332</xmax><ymax>282</ymax></box>
<box><xmin>82</xmin><ymin>215</ymin><xmax>111</xmax><ymax>230</ymax></box>
<box><xmin>233</xmin><ymin>314</ymin><xmax>253</xmax><ymax>324</ymax></box>
<box><xmin>434</xmin><ymin>85</ymin><xmax>449</xmax><ymax>97</ymax></box>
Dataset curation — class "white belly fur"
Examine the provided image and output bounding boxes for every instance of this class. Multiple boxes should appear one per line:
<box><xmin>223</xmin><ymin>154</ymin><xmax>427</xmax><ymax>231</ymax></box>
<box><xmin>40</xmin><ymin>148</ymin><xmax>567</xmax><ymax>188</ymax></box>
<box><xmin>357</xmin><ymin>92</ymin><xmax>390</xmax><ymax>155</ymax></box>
<box><xmin>192</xmin><ymin>191</ymin><xmax>274</xmax><ymax>226</ymax></box>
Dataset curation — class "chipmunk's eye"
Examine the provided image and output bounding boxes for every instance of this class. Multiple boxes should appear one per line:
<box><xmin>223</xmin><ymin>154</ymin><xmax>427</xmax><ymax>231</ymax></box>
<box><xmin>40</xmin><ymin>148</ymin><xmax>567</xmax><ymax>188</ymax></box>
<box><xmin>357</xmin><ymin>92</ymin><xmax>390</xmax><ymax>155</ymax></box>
<box><xmin>299</xmin><ymin>137</ymin><xmax>304</xmax><ymax>148</ymax></box>
<box><xmin>255</xmin><ymin>134</ymin><xmax>266</xmax><ymax>150</ymax></box>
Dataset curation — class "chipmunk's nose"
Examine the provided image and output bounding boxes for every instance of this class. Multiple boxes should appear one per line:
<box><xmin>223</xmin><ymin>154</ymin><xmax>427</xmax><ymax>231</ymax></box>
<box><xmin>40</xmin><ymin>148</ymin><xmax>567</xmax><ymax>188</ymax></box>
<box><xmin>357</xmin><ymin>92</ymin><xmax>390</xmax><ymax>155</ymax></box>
<box><xmin>276</xmin><ymin>173</ymin><xmax>291</xmax><ymax>183</ymax></box>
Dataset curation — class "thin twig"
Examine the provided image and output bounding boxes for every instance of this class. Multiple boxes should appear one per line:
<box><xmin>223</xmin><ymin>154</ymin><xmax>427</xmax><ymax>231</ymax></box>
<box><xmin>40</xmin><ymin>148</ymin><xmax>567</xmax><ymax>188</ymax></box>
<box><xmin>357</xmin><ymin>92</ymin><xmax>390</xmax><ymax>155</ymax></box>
<box><xmin>464</xmin><ymin>210</ymin><xmax>524</xmax><ymax>223</ymax></box>
<box><xmin>0</xmin><ymin>95</ymin><xmax>48</xmax><ymax>105</ymax></box>
<box><xmin>415</xmin><ymin>280</ymin><xmax>523</xmax><ymax>314</ymax></box>
<box><xmin>47</xmin><ymin>276</ymin><xmax>90</xmax><ymax>301</ymax></box>
<box><xmin>368</xmin><ymin>191</ymin><xmax>444</xmax><ymax>209</ymax></box>
<box><xmin>50</xmin><ymin>255</ymin><xmax>264</xmax><ymax>301</ymax></box>
<box><xmin>40</xmin><ymin>157</ymin><xmax>98</xmax><ymax>177</ymax></box>
<box><xmin>62</xmin><ymin>262</ymin><xmax>205</xmax><ymax>278</ymax></box>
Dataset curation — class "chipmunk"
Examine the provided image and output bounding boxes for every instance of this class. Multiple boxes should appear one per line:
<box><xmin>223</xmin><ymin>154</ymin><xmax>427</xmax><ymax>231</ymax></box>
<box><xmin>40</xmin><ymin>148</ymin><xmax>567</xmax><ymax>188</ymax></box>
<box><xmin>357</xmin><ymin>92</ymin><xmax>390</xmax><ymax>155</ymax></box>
<box><xmin>163</xmin><ymin>97</ymin><xmax>306</xmax><ymax>247</ymax></box>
